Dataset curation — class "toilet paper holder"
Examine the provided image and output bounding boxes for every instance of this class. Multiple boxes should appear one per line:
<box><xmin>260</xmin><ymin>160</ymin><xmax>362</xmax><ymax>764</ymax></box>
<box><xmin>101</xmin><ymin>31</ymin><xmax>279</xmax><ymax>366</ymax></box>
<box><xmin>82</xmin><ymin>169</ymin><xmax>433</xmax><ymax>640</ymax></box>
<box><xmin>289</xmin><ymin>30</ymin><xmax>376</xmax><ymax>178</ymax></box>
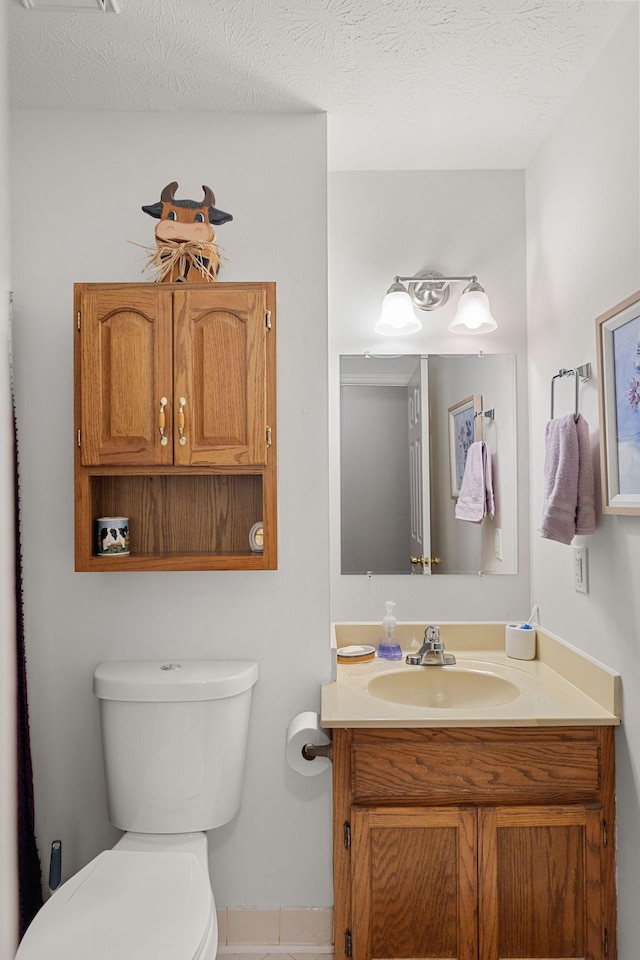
<box><xmin>301</xmin><ymin>741</ymin><xmax>333</xmax><ymax>763</ymax></box>
<box><xmin>286</xmin><ymin>711</ymin><xmax>332</xmax><ymax>776</ymax></box>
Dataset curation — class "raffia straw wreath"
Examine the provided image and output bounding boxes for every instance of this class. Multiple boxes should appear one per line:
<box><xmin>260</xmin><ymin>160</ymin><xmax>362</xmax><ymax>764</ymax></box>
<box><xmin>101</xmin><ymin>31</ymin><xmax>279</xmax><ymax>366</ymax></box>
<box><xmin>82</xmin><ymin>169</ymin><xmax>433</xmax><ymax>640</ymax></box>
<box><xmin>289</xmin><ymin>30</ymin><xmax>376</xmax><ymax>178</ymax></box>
<box><xmin>130</xmin><ymin>238</ymin><xmax>224</xmax><ymax>282</ymax></box>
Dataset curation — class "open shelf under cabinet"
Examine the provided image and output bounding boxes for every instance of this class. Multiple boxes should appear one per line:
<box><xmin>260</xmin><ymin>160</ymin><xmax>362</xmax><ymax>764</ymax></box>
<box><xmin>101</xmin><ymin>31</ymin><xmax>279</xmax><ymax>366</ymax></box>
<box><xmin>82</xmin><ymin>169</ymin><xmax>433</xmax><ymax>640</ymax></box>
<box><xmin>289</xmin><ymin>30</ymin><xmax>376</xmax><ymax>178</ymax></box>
<box><xmin>75</xmin><ymin>472</ymin><xmax>274</xmax><ymax>571</ymax></box>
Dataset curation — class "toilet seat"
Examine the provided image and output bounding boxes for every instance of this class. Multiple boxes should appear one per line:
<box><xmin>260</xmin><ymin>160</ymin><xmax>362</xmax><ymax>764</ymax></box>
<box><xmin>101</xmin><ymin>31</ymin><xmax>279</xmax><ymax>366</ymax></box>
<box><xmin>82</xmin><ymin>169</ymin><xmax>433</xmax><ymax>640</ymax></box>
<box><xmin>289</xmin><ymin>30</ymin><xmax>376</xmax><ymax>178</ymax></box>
<box><xmin>17</xmin><ymin>850</ymin><xmax>213</xmax><ymax>960</ymax></box>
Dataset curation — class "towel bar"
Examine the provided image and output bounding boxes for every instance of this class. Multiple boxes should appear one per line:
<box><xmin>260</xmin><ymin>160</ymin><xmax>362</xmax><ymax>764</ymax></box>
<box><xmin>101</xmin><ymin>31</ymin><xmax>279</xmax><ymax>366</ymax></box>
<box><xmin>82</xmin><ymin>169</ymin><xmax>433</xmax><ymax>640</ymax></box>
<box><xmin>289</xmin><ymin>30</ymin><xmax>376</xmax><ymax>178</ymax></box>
<box><xmin>550</xmin><ymin>364</ymin><xmax>591</xmax><ymax>421</ymax></box>
<box><xmin>474</xmin><ymin>409</ymin><xmax>495</xmax><ymax>420</ymax></box>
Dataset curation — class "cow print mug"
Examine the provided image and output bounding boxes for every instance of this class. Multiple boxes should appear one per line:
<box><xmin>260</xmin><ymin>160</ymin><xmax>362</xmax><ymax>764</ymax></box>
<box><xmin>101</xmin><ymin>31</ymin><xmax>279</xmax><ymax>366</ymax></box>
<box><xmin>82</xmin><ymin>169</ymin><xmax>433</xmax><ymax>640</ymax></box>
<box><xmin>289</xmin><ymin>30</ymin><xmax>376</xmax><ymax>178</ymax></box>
<box><xmin>96</xmin><ymin>517</ymin><xmax>130</xmax><ymax>557</ymax></box>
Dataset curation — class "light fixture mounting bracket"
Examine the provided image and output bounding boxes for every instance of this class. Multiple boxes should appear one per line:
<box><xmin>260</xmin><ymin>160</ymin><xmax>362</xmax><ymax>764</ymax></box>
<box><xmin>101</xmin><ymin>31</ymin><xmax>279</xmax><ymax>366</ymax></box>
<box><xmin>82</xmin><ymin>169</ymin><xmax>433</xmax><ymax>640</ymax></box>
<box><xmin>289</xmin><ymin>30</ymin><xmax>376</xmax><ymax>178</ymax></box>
<box><xmin>403</xmin><ymin>270</ymin><xmax>450</xmax><ymax>312</ymax></box>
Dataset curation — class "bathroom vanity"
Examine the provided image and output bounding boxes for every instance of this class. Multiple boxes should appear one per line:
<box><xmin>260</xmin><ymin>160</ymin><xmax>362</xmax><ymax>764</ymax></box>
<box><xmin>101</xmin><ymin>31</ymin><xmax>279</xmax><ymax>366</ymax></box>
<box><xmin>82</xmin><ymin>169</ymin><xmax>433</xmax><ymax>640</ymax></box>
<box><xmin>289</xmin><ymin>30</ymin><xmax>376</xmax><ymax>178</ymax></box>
<box><xmin>322</xmin><ymin>624</ymin><xmax>620</xmax><ymax>960</ymax></box>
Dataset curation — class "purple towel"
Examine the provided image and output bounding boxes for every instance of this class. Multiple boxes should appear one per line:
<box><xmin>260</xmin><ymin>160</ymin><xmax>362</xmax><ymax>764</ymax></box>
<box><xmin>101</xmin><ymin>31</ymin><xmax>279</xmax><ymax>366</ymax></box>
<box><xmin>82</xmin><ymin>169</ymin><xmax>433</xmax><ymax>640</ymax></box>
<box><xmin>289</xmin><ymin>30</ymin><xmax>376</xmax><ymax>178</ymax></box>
<box><xmin>455</xmin><ymin>441</ymin><xmax>495</xmax><ymax>523</ymax></box>
<box><xmin>540</xmin><ymin>413</ymin><xmax>595</xmax><ymax>544</ymax></box>
<box><xmin>576</xmin><ymin>414</ymin><xmax>596</xmax><ymax>535</ymax></box>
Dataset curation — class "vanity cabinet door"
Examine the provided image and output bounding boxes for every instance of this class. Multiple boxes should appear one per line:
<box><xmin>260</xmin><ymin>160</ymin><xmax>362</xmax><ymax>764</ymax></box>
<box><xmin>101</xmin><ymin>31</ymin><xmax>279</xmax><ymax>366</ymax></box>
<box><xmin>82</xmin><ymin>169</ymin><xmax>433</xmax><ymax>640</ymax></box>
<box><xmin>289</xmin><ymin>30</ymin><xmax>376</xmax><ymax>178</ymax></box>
<box><xmin>478</xmin><ymin>805</ymin><xmax>606</xmax><ymax>960</ymax></box>
<box><xmin>351</xmin><ymin>806</ymin><xmax>478</xmax><ymax>960</ymax></box>
<box><xmin>78</xmin><ymin>285</ymin><xmax>173</xmax><ymax>466</ymax></box>
<box><xmin>173</xmin><ymin>287</ymin><xmax>268</xmax><ymax>466</ymax></box>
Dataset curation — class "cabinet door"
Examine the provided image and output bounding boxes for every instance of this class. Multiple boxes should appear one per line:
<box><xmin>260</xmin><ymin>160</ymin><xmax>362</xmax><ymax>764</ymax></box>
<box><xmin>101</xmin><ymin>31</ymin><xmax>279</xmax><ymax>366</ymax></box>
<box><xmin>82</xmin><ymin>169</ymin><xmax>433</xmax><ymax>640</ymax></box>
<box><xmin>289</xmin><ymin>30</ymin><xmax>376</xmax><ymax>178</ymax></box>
<box><xmin>173</xmin><ymin>287</ymin><xmax>268</xmax><ymax>466</ymax></box>
<box><xmin>351</xmin><ymin>806</ymin><xmax>478</xmax><ymax>960</ymax></box>
<box><xmin>79</xmin><ymin>286</ymin><xmax>173</xmax><ymax>465</ymax></box>
<box><xmin>479</xmin><ymin>806</ymin><xmax>605</xmax><ymax>960</ymax></box>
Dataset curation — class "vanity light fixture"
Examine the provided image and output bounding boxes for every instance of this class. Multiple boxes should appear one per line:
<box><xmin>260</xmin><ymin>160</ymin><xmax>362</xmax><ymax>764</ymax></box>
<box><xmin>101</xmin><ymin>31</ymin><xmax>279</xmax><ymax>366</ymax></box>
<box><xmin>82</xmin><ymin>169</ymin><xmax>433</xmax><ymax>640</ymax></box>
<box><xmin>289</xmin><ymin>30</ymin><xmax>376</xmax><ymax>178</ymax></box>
<box><xmin>375</xmin><ymin>269</ymin><xmax>497</xmax><ymax>336</ymax></box>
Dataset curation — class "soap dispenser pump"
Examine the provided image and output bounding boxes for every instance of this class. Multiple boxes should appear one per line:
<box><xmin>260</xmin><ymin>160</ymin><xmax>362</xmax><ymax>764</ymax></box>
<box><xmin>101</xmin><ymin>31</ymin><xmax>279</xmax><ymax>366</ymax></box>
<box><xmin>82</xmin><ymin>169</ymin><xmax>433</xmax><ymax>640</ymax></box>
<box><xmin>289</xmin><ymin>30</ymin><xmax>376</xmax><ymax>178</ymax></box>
<box><xmin>377</xmin><ymin>600</ymin><xmax>403</xmax><ymax>660</ymax></box>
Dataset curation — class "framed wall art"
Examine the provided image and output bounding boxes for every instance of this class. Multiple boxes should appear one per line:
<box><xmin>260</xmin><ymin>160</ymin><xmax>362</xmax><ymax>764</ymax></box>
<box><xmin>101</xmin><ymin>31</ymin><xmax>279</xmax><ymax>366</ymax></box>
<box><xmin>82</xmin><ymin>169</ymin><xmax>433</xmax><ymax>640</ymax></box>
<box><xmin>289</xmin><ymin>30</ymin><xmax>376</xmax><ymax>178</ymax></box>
<box><xmin>596</xmin><ymin>290</ymin><xmax>640</xmax><ymax>515</ymax></box>
<box><xmin>448</xmin><ymin>393</ymin><xmax>482</xmax><ymax>498</ymax></box>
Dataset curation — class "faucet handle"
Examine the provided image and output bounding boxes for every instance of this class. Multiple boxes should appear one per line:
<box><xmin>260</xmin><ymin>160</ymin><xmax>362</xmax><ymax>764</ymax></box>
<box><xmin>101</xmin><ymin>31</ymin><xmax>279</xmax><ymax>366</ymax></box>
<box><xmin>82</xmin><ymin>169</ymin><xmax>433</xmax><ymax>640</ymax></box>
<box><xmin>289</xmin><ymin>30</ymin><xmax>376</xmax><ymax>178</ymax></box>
<box><xmin>425</xmin><ymin>625</ymin><xmax>443</xmax><ymax>651</ymax></box>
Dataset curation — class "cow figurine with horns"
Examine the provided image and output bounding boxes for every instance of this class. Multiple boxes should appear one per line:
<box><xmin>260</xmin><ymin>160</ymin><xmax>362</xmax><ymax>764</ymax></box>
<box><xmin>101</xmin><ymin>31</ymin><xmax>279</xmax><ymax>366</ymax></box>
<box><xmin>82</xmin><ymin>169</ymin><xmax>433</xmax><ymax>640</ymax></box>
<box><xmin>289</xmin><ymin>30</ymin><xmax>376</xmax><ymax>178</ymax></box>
<box><xmin>141</xmin><ymin>181</ymin><xmax>233</xmax><ymax>283</ymax></box>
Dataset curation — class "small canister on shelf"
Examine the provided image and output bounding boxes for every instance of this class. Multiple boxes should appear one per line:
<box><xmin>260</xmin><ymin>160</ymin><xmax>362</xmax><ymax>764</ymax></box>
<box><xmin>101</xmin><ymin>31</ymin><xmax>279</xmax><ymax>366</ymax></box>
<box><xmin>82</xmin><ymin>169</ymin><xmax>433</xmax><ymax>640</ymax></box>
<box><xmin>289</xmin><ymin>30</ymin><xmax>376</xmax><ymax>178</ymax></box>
<box><xmin>96</xmin><ymin>517</ymin><xmax>130</xmax><ymax>557</ymax></box>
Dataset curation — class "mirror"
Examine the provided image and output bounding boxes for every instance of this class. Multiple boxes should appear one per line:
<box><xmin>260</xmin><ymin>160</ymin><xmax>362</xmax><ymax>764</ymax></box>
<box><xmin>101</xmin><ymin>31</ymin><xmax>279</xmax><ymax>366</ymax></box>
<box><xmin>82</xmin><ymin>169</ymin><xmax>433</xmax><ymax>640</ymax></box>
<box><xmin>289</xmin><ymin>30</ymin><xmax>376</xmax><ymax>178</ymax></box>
<box><xmin>340</xmin><ymin>354</ymin><xmax>517</xmax><ymax>575</ymax></box>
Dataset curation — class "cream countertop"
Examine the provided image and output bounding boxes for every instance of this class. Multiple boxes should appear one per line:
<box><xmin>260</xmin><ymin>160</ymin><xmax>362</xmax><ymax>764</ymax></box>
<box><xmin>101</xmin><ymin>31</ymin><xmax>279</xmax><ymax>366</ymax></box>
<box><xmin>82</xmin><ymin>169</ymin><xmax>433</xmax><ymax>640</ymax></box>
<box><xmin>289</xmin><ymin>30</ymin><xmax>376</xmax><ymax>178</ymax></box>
<box><xmin>321</xmin><ymin>622</ymin><xmax>621</xmax><ymax>729</ymax></box>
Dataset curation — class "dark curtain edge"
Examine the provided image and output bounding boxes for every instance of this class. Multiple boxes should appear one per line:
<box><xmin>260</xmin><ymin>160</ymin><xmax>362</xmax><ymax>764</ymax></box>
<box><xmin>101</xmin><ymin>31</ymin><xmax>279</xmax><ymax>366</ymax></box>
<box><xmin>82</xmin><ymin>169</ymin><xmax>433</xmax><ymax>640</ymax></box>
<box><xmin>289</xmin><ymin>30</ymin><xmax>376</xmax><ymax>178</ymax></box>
<box><xmin>13</xmin><ymin>403</ymin><xmax>43</xmax><ymax>935</ymax></box>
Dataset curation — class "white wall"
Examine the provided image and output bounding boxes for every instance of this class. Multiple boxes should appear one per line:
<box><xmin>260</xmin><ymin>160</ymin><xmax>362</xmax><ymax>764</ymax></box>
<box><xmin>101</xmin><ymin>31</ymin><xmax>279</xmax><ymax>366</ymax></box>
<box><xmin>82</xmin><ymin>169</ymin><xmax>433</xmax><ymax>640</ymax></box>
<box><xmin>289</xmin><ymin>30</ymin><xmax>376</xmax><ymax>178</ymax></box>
<box><xmin>0</xmin><ymin>2</ymin><xmax>19</xmax><ymax>953</ymax></box>
<box><xmin>9</xmin><ymin>110</ymin><xmax>331</xmax><ymax>909</ymax></box>
<box><xmin>526</xmin><ymin>7</ymin><xmax>640</xmax><ymax>957</ymax></box>
<box><xmin>329</xmin><ymin>170</ymin><xmax>530</xmax><ymax>622</ymax></box>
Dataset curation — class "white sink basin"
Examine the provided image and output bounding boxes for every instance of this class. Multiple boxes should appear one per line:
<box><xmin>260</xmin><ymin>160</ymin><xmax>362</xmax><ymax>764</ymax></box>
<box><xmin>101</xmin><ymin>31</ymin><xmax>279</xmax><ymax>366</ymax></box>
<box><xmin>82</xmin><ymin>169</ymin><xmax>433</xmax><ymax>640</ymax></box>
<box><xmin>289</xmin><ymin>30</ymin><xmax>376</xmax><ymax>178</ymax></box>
<box><xmin>367</xmin><ymin>665</ymin><xmax>521</xmax><ymax>709</ymax></box>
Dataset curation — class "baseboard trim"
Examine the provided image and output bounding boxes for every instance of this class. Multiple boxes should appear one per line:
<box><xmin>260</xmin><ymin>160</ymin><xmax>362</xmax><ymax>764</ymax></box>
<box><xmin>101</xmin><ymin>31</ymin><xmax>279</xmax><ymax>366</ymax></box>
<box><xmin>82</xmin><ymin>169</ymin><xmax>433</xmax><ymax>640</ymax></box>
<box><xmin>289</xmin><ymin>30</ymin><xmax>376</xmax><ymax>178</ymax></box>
<box><xmin>217</xmin><ymin>906</ymin><xmax>333</xmax><ymax>952</ymax></box>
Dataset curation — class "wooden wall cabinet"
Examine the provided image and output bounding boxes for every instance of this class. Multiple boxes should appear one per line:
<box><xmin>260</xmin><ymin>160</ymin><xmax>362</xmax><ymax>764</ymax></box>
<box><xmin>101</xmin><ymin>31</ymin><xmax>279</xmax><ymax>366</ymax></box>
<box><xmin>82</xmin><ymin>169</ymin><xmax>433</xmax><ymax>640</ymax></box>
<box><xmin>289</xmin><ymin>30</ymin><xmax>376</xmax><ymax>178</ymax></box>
<box><xmin>333</xmin><ymin>726</ymin><xmax>616</xmax><ymax>960</ymax></box>
<box><xmin>74</xmin><ymin>282</ymin><xmax>277</xmax><ymax>571</ymax></box>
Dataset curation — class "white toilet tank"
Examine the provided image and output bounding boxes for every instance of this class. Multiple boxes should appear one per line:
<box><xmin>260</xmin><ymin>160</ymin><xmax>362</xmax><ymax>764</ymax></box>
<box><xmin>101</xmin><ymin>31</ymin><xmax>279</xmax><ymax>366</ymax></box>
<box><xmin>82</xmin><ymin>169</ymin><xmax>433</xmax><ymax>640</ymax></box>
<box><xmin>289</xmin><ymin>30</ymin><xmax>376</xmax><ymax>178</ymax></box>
<box><xmin>93</xmin><ymin>660</ymin><xmax>258</xmax><ymax>834</ymax></box>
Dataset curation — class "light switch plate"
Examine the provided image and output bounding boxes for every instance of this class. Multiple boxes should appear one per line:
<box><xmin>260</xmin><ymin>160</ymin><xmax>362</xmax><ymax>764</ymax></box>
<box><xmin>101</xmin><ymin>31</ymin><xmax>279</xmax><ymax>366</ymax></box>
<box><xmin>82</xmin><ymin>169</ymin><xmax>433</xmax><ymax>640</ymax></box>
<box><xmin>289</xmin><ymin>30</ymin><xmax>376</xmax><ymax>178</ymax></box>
<box><xmin>573</xmin><ymin>545</ymin><xmax>588</xmax><ymax>594</ymax></box>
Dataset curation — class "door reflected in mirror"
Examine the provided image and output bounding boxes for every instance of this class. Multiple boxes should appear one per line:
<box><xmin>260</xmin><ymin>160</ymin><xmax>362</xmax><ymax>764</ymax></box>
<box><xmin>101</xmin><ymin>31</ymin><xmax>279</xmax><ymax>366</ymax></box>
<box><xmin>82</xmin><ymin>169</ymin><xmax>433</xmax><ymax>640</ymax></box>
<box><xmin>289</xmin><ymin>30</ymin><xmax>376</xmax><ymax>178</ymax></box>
<box><xmin>340</xmin><ymin>354</ymin><xmax>517</xmax><ymax>575</ymax></box>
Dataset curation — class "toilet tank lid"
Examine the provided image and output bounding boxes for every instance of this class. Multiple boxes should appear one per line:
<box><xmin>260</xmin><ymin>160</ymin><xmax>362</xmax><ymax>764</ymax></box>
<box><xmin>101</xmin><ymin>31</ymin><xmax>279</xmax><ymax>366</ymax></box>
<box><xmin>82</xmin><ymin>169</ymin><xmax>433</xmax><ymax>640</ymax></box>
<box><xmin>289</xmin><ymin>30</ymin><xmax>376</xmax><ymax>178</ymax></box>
<box><xmin>93</xmin><ymin>660</ymin><xmax>259</xmax><ymax>702</ymax></box>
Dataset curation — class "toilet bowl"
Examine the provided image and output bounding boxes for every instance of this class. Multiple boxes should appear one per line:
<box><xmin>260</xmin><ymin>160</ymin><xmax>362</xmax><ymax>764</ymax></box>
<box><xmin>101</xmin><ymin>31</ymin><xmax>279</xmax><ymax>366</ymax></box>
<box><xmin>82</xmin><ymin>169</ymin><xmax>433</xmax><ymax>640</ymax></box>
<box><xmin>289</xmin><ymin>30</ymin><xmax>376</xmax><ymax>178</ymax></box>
<box><xmin>16</xmin><ymin>660</ymin><xmax>258</xmax><ymax>960</ymax></box>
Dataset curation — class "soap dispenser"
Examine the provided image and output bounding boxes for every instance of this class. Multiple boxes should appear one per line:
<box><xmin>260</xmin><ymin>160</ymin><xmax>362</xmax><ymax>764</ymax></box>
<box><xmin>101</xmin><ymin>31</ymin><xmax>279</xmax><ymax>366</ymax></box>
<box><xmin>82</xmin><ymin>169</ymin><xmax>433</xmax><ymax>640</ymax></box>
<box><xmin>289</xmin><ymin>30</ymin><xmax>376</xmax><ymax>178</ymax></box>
<box><xmin>377</xmin><ymin>600</ymin><xmax>403</xmax><ymax>660</ymax></box>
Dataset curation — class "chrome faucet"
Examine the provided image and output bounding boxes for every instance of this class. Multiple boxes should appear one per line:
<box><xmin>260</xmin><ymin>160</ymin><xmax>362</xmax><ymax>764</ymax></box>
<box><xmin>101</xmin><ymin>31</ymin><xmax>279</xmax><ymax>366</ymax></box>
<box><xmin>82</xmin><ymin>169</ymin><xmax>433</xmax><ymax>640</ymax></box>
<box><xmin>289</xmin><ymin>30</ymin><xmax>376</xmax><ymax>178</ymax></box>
<box><xmin>406</xmin><ymin>625</ymin><xmax>456</xmax><ymax>666</ymax></box>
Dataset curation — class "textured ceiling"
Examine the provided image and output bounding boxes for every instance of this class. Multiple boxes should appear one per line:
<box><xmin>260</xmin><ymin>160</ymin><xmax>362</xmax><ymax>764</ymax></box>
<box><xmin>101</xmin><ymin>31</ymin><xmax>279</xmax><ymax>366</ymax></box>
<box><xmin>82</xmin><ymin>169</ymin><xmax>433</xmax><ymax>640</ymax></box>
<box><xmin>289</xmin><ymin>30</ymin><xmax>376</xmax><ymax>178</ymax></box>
<box><xmin>6</xmin><ymin>0</ymin><xmax>633</xmax><ymax>169</ymax></box>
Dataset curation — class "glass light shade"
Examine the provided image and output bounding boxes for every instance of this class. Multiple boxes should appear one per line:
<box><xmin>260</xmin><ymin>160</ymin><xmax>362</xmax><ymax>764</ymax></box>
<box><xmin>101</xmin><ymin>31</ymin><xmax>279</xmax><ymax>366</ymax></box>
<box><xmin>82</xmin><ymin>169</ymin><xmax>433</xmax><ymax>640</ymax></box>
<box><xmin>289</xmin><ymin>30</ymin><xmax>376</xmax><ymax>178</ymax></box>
<box><xmin>448</xmin><ymin>283</ymin><xmax>497</xmax><ymax>335</ymax></box>
<box><xmin>375</xmin><ymin>285</ymin><xmax>422</xmax><ymax>336</ymax></box>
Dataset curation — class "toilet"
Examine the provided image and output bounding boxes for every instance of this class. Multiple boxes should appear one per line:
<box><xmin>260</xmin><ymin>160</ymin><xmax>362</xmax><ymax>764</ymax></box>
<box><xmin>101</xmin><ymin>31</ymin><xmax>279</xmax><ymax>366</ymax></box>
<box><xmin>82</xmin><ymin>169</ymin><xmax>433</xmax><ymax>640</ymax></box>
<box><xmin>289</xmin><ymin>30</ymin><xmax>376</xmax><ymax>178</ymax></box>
<box><xmin>17</xmin><ymin>659</ymin><xmax>259</xmax><ymax>960</ymax></box>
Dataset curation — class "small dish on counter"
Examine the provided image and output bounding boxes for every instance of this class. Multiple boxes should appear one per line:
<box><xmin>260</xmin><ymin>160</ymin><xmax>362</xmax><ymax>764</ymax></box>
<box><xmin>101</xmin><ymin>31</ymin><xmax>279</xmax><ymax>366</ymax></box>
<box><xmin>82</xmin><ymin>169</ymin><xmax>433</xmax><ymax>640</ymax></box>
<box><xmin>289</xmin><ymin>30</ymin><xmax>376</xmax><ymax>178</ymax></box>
<box><xmin>337</xmin><ymin>644</ymin><xmax>376</xmax><ymax>664</ymax></box>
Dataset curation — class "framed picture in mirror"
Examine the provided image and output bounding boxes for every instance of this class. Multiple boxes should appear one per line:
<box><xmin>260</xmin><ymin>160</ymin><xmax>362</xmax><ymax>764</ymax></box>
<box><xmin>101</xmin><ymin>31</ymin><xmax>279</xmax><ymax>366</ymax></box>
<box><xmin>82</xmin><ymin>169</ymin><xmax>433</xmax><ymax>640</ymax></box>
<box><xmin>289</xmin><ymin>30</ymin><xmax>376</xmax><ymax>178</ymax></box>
<box><xmin>448</xmin><ymin>393</ymin><xmax>483</xmax><ymax>498</ymax></box>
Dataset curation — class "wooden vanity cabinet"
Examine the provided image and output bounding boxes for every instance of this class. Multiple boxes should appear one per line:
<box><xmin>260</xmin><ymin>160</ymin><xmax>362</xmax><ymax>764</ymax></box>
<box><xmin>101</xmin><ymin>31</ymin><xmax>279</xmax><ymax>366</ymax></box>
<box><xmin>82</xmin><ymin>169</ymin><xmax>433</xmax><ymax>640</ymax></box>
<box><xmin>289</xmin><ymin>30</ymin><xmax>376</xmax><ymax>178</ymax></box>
<box><xmin>74</xmin><ymin>282</ymin><xmax>277</xmax><ymax>571</ymax></box>
<box><xmin>332</xmin><ymin>726</ymin><xmax>616</xmax><ymax>960</ymax></box>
